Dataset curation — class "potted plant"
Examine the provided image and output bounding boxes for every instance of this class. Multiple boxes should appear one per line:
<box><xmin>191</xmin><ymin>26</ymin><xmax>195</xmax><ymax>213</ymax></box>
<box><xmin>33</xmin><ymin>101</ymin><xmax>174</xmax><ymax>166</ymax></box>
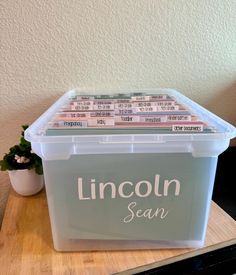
<box><xmin>0</xmin><ymin>125</ymin><xmax>44</xmax><ymax>196</ymax></box>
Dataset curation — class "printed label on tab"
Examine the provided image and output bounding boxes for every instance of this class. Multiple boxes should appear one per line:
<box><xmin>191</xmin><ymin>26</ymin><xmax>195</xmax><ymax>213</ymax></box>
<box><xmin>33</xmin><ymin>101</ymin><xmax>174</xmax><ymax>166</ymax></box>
<box><xmin>93</xmin><ymin>104</ymin><xmax>114</xmax><ymax>110</ymax></box>
<box><xmin>131</xmin><ymin>96</ymin><xmax>150</xmax><ymax>101</ymax></box>
<box><xmin>167</xmin><ymin>115</ymin><xmax>191</xmax><ymax>122</ymax></box>
<box><xmin>172</xmin><ymin>124</ymin><xmax>204</xmax><ymax>132</ymax></box>
<box><xmin>115</xmin><ymin>109</ymin><xmax>134</xmax><ymax>115</ymax></box>
<box><xmin>70</xmin><ymin>101</ymin><xmax>94</xmax><ymax>107</ymax></box>
<box><xmin>90</xmin><ymin>111</ymin><xmax>115</xmax><ymax>117</ymax></box>
<box><xmin>149</xmin><ymin>95</ymin><xmax>168</xmax><ymax>100</ymax></box>
<box><xmin>56</xmin><ymin>112</ymin><xmax>90</xmax><ymax>119</ymax></box>
<box><xmin>135</xmin><ymin>106</ymin><xmax>158</xmax><ymax>113</ymax></box>
<box><xmin>140</xmin><ymin>116</ymin><xmax>166</xmax><ymax>123</ymax></box>
<box><xmin>155</xmin><ymin>101</ymin><xmax>176</xmax><ymax>107</ymax></box>
<box><xmin>71</xmin><ymin>105</ymin><xmax>92</xmax><ymax>111</ymax></box>
<box><xmin>115</xmin><ymin>103</ymin><xmax>133</xmax><ymax>109</ymax></box>
<box><xmin>49</xmin><ymin>121</ymin><xmax>88</xmax><ymax>128</ymax></box>
<box><xmin>156</xmin><ymin>106</ymin><xmax>179</xmax><ymax>111</ymax></box>
<box><xmin>87</xmin><ymin>118</ymin><xmax>115</xmax><ymax>126</ymax></box>
<box><xmin>115</xmin><ymin>99</ymin><xmax>132</xmax><ymax>103</ymax></box>
<box><xmin>133</xmin><ymin>102</ymin><xmax>155</xmax><ymax>107</ymax></box>
<box><xmin>115</xmin><ymin>116</ymin><xmax>140</xmax><ymax>123</ymax></box>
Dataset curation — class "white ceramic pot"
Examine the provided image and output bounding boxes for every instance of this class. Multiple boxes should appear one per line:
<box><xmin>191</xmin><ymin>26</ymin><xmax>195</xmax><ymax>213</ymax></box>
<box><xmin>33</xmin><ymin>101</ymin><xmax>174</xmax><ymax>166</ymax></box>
<box><xmin>8</xmin><ymin>169</ymin><xmax>44</xmax><ymax>196</ymax></box>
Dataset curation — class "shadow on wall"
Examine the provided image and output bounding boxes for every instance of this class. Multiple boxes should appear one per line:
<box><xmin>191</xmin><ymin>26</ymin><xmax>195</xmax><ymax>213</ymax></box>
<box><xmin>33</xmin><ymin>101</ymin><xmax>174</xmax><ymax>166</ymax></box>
<box><xmin>205</xmin><ymin>81</ymin><xmax>236</xmax><ymax>146</ymax></box>
<box><xmin>0</xmin><ymin>93</ymin><xmax>61</xmax><ymax>156</ymax></box>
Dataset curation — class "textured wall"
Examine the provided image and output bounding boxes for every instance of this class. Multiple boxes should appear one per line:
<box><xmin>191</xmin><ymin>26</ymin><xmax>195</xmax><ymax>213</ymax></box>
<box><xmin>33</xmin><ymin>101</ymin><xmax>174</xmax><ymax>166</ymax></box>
<box><xmin>1</xmin><ymin>0</ymin><xmax>236</xmax><ymax>159</ymax></box>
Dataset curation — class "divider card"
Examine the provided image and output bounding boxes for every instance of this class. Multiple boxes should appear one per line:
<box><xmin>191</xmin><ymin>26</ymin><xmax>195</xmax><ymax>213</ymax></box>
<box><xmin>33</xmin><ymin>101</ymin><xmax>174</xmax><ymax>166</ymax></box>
<box><xmin>46</xmin><ymin>93</ymin><xmax>215</xmax><ymax>134</ymax></box>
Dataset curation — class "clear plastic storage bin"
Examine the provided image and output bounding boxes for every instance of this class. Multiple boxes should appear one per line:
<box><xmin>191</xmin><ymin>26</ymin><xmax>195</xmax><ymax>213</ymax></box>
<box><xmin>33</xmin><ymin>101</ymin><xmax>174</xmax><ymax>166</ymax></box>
<box><xmin>25</xmin><ymin>89</ymin><xmax>236</xmax><ymax>251</ymax></box>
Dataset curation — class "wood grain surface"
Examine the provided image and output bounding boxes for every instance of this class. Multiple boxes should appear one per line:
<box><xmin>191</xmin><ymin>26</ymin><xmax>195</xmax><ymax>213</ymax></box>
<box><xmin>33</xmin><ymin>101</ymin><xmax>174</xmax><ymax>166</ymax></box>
<box><xmin>0</xmin><ymin>172</ymin><xmax>10</xmax><ymax>228</ymax></box>
<box><xmin>0</xmin><ymin>185</ymin><xmax>235</xmax><ymax>275</ymax></box>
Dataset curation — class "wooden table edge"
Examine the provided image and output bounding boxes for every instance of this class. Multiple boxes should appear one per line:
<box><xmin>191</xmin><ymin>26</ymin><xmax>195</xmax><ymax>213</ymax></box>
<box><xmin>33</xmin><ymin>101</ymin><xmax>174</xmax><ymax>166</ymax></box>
<box><xmin>115</xmin><ymin>238</ymin><xmax>236</xmax><ymax>274</ymax></box>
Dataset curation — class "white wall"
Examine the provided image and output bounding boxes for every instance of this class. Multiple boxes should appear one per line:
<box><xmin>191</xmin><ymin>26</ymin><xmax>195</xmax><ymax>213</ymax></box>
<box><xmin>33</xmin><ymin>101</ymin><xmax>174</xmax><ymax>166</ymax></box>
<box><xmin>1</xmin><ymin>0</ymin><xmax>236</xmax><ymax>158</ymax></box>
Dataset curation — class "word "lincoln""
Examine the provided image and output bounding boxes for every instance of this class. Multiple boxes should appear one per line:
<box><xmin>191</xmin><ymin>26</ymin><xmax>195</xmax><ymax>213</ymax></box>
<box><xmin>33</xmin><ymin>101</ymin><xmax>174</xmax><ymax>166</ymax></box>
<box><xmin>78</xmin><ymin>175</ymin><xmax>180</xmax><ymax>200</ymax></box>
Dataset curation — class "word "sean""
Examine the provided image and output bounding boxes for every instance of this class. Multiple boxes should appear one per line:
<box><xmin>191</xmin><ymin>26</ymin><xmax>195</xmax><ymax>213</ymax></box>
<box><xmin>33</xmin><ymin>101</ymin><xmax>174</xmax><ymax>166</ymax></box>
<box><xmin>78</xmin><ymin>175</ymin><xmax>180</xmax><ymax>200</ymax></box>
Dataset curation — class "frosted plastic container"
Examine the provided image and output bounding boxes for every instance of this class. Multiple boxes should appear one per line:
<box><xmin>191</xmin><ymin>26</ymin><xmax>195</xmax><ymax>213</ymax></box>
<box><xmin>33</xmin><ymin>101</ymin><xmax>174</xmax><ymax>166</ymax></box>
<box><xmin>25</xmin><ymin>89</ymin><xmax>236</xmax><ymax>251</ymax></box>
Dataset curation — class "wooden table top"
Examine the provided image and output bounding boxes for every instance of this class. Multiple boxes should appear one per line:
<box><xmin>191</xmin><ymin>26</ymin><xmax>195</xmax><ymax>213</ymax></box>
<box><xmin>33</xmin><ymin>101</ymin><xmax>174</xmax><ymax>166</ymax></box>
<box><xmin>0</xmin><ymin>188</ymin><xmax>235</xmax><ymax>275</ymax></box>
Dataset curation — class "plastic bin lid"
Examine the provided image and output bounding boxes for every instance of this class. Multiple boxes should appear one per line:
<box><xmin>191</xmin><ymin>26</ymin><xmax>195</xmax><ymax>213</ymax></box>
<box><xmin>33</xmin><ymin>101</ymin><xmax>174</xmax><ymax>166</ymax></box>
<box><xmin>25</xmin><ymin>89</ymin><xmax>236</xmax><ymax>159</ymax></box>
